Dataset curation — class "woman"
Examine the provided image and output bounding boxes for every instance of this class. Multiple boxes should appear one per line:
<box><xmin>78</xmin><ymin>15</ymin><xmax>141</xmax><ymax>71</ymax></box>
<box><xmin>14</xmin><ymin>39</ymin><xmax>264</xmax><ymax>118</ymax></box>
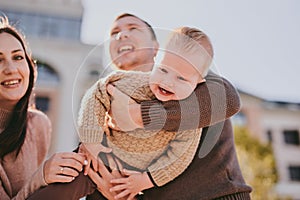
<box><xmin>0</xmin><ymin>16</ymin><xmax>87</xmax><ymax>199</ymax></box>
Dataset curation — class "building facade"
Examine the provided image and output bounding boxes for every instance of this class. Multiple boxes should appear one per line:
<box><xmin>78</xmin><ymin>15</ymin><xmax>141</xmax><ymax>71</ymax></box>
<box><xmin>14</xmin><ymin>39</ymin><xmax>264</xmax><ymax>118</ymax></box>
<box><xmin>0</xmin><ymin>0</ymin><xmax>104</xmax><ymax>154</ymax></box>
<box><xmin>237</xmin><ymin>92</ymin><xmax>300</xmax><ymax>199</ymax></box>
<box><xmin>1</xmin><ymin>0</ymin><xmax>299</xmax><ymax>199</ymax></box>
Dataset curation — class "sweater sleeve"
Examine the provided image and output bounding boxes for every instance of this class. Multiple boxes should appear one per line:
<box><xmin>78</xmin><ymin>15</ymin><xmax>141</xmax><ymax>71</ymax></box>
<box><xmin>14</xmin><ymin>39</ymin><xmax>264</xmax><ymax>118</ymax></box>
<box><xmin>77</xmin><ymin>72</ymin><xmax>126</xmax><ymax>143</ymax></box>
<box><xmin>147</xmin><ymin>129</ymin><xmax>202</xmax><ymax>187</ymax></box>
<box><xmin>141</xmin><ymin>70</ymin><xmax>241</xmax><ymax>132</ymax></box>
<box><xmin>77</xmin><ymin>80</ymin><xmax>108</xmax><ymax>143</ymax></box>
<box><xmin>11</xmin><ymin>165</ymin><xmax>47</xmax><ymax>200</ymax></box>
<box><xmin>0</xmin><ymin>110</ymin><xmax>52</xmax><ymax>200</ymax></box>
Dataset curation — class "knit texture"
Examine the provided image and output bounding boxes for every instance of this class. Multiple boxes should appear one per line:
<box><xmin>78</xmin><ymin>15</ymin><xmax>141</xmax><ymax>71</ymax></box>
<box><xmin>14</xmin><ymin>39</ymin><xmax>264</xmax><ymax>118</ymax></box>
<box><xmin>77</xmin><ymin>70</ymin><xmax>202</xmax><ymax>186</ymax></box>
<box><xmin>142</xmin><ymin>120</ymin><xmax>252</xmax><ymax>200</ymax></box>
<box><xmin>0</xmin><ymin>108</ymin><xmax>51</xmax><ymax>200</ymax></box>
<box><xmin>141</xmin><ymin>70</ymin><xmax>241</xmax><ymax>131</ymax></box>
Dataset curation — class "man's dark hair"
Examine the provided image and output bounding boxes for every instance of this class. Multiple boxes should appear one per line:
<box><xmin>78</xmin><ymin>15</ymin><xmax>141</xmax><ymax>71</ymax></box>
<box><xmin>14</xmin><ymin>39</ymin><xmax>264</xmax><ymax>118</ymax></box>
<box><xmin>115</xmin><ymin>13</ymin><xmax>157</xmax><ymax>41</ymax></box>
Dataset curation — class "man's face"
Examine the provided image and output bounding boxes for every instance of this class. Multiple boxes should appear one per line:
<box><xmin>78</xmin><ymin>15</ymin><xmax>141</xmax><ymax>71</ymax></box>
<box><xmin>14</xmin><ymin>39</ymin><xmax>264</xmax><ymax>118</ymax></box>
<box><xmin>109</xmin><ymin>16</ymin><xmax>158</xmax><ymax>71</ymax></box>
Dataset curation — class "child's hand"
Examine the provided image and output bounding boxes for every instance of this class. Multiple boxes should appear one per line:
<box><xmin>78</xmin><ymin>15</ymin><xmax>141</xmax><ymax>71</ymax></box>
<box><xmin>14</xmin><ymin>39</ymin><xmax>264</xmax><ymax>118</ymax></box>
<box><xmin>79</xmin><ymin>143</ymin><xmax>112</xmax><ymax>175</ymax></box>
<box><xmin>110</xmin><ymin>169</ymin><xmax>154</xmax><ymax>200</ymax></box>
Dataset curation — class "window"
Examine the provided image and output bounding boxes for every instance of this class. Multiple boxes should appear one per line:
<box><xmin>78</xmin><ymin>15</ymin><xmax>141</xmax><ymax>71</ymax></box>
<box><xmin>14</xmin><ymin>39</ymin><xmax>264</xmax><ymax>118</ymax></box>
<box><xmin>2</xmin><ymin>9</ymin><xmax>81</xmax><ymax>40</ymax></box>
<box><xmin>288</xmin><ymin>166</ymin><xmax>300</xmax><ymax>181</ymax></box>
<box><xmin>36</xmin><ymin>62</ymin><xmax>60</xmax><ymax>84</ymax></box>
<box><xmin>266</xmin><ymin>130</ymin><xmax>272</xmax><ymax>143</ymax></box>
<box><xmin>283</xmin><ymin>130</ymin><xmax>300</xmax><ymax>145</ymax></box>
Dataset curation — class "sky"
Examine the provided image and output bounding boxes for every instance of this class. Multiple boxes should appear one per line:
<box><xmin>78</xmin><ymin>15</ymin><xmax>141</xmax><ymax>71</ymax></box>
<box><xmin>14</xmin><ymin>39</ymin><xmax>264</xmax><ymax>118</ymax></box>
<box><xmin>80</xmin><ymin>0</ymin><xmax>300</xmax><ymax>103</ymax></box>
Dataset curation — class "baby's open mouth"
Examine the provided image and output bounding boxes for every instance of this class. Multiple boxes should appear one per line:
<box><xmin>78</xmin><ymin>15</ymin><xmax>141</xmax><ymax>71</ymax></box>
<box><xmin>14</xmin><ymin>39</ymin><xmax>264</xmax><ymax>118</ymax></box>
<box><xmin>158</xmin><ymin>86</ymin><xmax>173</xmax><ymax>95</ymax></box>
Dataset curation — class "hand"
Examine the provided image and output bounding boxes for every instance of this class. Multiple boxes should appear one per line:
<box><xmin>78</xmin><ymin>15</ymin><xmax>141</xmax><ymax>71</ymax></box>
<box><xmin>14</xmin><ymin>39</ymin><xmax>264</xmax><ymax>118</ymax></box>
<box><xmin>110</xmin><ymin>169</ymin><xmax>154</xmax><ymax>200</ymax></box>
<box><xmin>107</xmin><ymin>84</ymin><xmax>143</xmax><ymax>131</ymax></box>
<box><xmin>88</xmin><ymin>155</ymin><xmax>130</xmax><ymax>200</ymax></box>
<box><xmin>79</xmin><ymin>143</ymin><xmax>112</xmax><ymax>176</ymax></box>
<box><xmin>43</xmin><ymin>152</ymin><xmax>87</xmax><ymax>184</ymax></box>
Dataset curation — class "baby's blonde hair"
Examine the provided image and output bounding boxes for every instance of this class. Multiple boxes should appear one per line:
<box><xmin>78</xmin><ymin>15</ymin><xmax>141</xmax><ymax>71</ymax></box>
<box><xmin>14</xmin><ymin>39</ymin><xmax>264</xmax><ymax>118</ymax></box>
<box><xmin>165</xmin><ymin>27</ymin><xmax>213</xmax><ymax>77</ymax></box>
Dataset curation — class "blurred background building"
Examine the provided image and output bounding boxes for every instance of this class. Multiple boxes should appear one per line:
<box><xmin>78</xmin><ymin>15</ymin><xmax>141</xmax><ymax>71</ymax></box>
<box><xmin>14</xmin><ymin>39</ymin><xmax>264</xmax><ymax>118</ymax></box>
<box><xmin>0</xmin><ymin>0</ymin><xmax>103</xmax><ymax>154</ymax></box>
<box><xmin>235</xmin><ymin>92</ymin><xmax>300</xmax><ymax>199</ymax></box>
<box><xmin>0</xmin><ymin>0</ymin><xmax>299</xmax><ymax>199</ymax></box>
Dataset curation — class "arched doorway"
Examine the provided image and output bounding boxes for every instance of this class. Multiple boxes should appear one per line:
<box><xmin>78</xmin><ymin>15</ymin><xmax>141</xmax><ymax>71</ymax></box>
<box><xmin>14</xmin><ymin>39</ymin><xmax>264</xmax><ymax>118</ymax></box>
<box><xmin>35</xmin><ymin>61</ymin><xmax>60</xmax><ymax>154</ymax></box>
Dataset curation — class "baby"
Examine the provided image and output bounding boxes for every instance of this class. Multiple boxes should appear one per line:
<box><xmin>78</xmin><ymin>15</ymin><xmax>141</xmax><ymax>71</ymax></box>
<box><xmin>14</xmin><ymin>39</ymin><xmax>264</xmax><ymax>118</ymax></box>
<box><xmin>78</xmin><ymin>26</ymin><xmax>213</xmax><ymax>198</ymax></box>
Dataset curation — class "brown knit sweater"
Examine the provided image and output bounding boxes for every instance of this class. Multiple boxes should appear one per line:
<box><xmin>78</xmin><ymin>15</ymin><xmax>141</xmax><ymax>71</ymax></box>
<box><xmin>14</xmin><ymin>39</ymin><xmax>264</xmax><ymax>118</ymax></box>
<box><xmin>141</xmin><ymin>70</ymin><xmax>241</xmax><ymax>131</ymax></box>
<box><xmin>142</xmin><ymin>119</ymin><xmax>252</xmax><ymax>200</ymax></box>
<box><xmin>0</xmin><ymin>108</ymin><xmax>51</xmax><ymax>200</ymax></box>
<box><xmin>78</xmin><ymin>70</ymin><xmax>202</xmax><ymax>186</ymax></box>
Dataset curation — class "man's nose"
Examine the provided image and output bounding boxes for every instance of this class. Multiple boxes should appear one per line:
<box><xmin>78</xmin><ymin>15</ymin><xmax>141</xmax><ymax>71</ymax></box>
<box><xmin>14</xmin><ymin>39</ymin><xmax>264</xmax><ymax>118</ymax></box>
<box><xmin>115</xmin><ymin>31</ymin><xmax>129</xmax><ymax>40</ymax></box>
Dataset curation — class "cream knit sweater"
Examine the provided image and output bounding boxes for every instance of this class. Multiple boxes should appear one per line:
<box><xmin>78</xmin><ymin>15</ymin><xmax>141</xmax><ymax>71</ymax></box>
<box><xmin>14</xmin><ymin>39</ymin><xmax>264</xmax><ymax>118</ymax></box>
<box><xmin>0</xmin><ymin>107</ymin><xmax>51</xmax><ymax>199</ymax></box>
<box><xmin>78</xmin><ymin>70</ymin><xmax>202</xmax><ymax>186</ymax></box>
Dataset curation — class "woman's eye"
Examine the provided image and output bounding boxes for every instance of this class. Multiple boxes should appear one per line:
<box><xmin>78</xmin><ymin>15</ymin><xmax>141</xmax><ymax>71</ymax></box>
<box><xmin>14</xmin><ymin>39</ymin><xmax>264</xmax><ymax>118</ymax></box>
<box><xmin>14</xmin><ymin>55</ymin><xmax>24</xmax><ymax>60</ymax></box>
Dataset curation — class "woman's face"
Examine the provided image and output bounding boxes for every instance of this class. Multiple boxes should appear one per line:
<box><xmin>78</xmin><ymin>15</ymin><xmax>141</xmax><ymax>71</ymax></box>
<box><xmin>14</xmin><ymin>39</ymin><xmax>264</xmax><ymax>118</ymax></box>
<box><xmin>0</xmin><ymin>32</ymin><xmax>30</xmax><ymax>110</ymax></box>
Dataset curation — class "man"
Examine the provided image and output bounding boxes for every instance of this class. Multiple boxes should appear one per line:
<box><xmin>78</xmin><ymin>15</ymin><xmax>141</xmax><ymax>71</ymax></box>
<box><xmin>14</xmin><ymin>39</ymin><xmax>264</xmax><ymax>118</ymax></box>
<box><xmin>90</xmin><ymin>13</ymin><xmax>252</xmax><ymax>200</ymax></box>
<box><xmin>27</xmin><ymin>13</ymin><xmax>252</xmax><ymax>200</ymax></box>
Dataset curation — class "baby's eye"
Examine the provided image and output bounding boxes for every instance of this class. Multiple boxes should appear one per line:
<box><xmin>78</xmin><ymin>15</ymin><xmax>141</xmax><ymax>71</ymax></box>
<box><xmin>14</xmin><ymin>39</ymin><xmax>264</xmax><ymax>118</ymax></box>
<box><xmin>159</xmin><ymin>68</ymin><xmax>168</xmax><ymax>73</ymax></box>
<box><xmin>178</xmin><ymin>76</ymin><xmax>187</xmax><ymax>81</ymax></box>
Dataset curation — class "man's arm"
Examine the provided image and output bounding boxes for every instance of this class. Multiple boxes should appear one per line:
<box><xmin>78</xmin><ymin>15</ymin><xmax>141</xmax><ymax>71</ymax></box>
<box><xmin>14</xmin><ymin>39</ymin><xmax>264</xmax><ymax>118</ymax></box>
<box><xmin>141</xmin><ymin>71</ymin><xmax>241</xmax><ymax>132</ymax></box>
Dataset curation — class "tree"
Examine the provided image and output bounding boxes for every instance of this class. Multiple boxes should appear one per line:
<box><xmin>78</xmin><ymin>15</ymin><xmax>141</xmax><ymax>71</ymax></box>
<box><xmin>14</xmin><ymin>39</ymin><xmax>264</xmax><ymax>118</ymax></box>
<box><xmin>234</xmin><ymin>126</ymin><xmax>280</xmax><ymax>199</ymax></box>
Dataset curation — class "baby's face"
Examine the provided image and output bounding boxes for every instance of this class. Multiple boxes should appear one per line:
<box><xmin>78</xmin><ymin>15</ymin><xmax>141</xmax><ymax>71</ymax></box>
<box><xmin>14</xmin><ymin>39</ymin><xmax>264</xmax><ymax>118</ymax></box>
<box><xmin>149</xmin><ymin>52</ymin><xmax>204</xmax><ymax>101</ymax></box>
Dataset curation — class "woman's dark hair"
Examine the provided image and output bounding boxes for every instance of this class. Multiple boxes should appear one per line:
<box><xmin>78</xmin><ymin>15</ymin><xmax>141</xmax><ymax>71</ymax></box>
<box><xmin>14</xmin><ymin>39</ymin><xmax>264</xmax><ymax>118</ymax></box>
<box><xmin>0</xmin><ymin>16</ymin><xmax>36</xmax><ymax>158</ymax></box>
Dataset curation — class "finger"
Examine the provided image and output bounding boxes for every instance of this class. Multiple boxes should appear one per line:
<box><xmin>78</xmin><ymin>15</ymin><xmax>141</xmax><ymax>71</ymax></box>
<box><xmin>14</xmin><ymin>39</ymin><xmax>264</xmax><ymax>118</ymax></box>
<box><xmin>55</xmin><ymin>175</ymin><xmax>76</xmax><ymax>183</ymax></box>
<box><xmin>58</xmin><ymin>167</ymin><xmax>80</xmax><ymax>177</ymax></box>
<box><xmin>107</xmin><ymin>84</ymin><xmax>134</xmax><ymax>103</ymax></box>
<box><xmin>128</xmin><ymin>193</ymin><xmax>137</xmax><ymax>200</ymax></box>
<box><xmin>106</xmin><ymin>84</ymin><xmax>116</xmax><ymax>96</ymax></box>
<box><xmin>114</xmin><ymin>189</ymin><xmax>130</xmax><ymax>199</ymax></box>
<box><xmin>111</xmin><ymin>169</ymin><xmax>122</xmax><ymax>178</ymax></box>
<box><xmin>110</xmin><ymin>183</ymin><xmax>127</xmax><ymax>192</ymax></box>
<box><xmin>84</xmin><ymin>158</ymin><xmax>91</xmax><ymax>175</ymax></box>
<box><xmin>57</xmin><ymin>158</ymin><xmax>84</xmax><ymax>172</ymax></box>
<box><xmin>101</xmin><ymin>146</ymin><xmax>112</xmax><ymax>154</ymax></box>
<box><xmin>87</xmin><ymin>169</ymin><xmax>103</xmax><ymax>188</ymax></box>
<box><xmin>98</xmin><ymin>159</ymin><xmax>112</xmax><ymax>180</ymax></box>
<box><xmin>60</xmin><ymin>152</ymin><xmax>86</xmax><ymax>164</ymax></box>
<box><xmin>122</xmin><ymin>169</ymin><xmax>140</xmax><ymax>176</ymax></box>
<box><xmin>115</xmin><ymin>158</ymin><xmax>123</xmax><ymax>171</ymax></box>
<box><xmin>48</xmin><ymin>153</ymin><xmax>84</xmax><ymax>173</ymax></box>
<box><xmin>92</xmin><ymin>158</ymin><xmax>98</xmax><ymax>171</ymax></box>
<box><xmin>107</xmin><ymin>154</ymin><xmax>117</xmax><ymax>170</ymax></box>
<box><xmin>110</xmin><ymin>177</ymin><xmax>128</xmax><ymax>184</ymax></box>
<box><xmin>97</xmin><ymin>157</ymin><xmax>104</xmax><ymax>165</ymax></box>
<box><xmin>78</xmin><ymin>153</ymin><xmax>89</xmax><ymax>165</ymax></box>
